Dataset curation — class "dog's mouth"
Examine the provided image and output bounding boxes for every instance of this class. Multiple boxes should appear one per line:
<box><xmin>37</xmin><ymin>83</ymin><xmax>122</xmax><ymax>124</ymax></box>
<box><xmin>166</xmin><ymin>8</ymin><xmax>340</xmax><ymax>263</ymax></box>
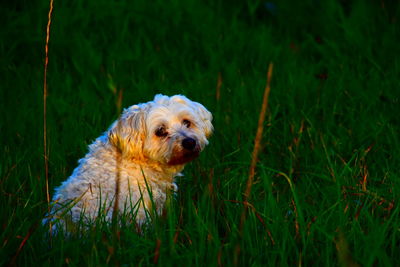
<box><xmin>167</xmin><ymin>150</ymin><xmax>200</xmax><ymax>165</ymax></box>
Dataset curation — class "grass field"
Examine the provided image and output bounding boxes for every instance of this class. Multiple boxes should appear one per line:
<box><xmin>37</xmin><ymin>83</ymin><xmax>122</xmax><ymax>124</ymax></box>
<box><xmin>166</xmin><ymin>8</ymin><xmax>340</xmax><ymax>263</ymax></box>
<box><xmin>1</xmin><ymin>0</ymin><xmax>400</xmax><ymax>265</ymax></box>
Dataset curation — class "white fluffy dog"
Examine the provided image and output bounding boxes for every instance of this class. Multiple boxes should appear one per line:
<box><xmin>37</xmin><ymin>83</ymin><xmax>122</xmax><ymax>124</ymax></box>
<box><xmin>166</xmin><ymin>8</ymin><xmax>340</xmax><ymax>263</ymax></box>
<box><xmin>45</xmin><ymin>94</ymin><xmax>213</xmax><ymax>232</ymax></box>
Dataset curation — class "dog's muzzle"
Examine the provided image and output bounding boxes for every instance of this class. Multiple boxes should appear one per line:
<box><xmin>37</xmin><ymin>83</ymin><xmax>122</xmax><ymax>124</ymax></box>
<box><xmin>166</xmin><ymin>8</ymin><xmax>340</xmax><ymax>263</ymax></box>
<box><xmin>167</xmin><ymin>137</ymin><xmax>200</xmax><ymax>165</ymax></box>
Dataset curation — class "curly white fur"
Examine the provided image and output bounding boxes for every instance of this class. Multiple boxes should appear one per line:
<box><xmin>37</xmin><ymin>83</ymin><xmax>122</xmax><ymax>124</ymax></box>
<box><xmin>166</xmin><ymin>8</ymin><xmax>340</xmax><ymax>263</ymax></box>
<box><xmin>44</xmin><ymin>94</ymin><xmax>213</xmax><ymax>232</ymax></box>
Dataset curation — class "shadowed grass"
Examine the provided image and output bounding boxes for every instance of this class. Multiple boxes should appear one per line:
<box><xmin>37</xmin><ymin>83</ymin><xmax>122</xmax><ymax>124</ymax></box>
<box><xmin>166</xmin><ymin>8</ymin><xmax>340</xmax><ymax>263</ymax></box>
<box><xmin>1</xmin><ymin>0</ymin><xmax>400</xmax><ymax>266</ymax></box>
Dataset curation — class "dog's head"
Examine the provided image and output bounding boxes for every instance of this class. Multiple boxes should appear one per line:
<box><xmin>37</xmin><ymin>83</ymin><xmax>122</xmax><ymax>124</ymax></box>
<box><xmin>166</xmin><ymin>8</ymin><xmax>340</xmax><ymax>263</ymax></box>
<box><xmin>108</xmin><ymin>94</ymin><xmax>213</xmax><ymax>166</ymax></box>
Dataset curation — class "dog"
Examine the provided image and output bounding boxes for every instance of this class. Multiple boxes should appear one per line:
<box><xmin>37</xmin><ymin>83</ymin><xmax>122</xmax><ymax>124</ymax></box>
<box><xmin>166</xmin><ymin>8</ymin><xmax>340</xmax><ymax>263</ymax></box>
<box><xmin>44</xmin><ymin>94</ymin><xmax>213</xmax><ymax>233</ymax></box>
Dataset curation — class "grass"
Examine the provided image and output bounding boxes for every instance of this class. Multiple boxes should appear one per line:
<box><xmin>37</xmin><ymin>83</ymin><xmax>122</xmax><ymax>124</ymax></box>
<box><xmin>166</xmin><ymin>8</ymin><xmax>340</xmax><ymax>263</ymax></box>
<box><xmin>1</xmin><ymin>0</ymin><xmax>400</xmax><ymax>265</ymax></box>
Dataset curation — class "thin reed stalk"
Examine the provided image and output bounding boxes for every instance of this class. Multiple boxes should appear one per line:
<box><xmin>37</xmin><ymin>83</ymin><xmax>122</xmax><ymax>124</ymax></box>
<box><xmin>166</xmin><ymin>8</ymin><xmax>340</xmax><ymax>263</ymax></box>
<box><xmin>243</xmin><ymin>63</ymin><xmax>273</xmax><ymax>203</ymax></box>
<box><xmin>43</xmin><ymin>0</ymin><xmax>54</xmax><ymax>235</ymax></box>
<box><xmin>234</xmin><ymin>62</ymin><xmax>273</xmax><ymax>265</ymax></box>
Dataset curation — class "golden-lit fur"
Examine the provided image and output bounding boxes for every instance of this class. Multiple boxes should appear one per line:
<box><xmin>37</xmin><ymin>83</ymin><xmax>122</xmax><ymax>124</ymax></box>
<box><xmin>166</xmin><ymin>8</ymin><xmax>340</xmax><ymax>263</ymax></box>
<box><xmin>44</xmin><ymin>94</ymin><xmax>213</xmax><ymax>233</ymax></box>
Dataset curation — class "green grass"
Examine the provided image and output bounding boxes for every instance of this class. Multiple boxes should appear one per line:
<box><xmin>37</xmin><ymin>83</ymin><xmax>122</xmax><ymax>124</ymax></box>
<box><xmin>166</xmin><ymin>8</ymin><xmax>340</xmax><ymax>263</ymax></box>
<box><xmin>1</xmin><ymin>0</ymin><xmax>400</xmax><ymax>265</ymax></box>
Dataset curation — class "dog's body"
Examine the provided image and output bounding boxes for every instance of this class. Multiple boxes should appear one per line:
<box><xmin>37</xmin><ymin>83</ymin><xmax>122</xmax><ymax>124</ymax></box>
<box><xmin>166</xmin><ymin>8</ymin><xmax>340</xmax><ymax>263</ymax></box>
<box><xmin>45</xmin><ymin>94</ymin><xmax>213</xmax><ymax>232</ymax></box>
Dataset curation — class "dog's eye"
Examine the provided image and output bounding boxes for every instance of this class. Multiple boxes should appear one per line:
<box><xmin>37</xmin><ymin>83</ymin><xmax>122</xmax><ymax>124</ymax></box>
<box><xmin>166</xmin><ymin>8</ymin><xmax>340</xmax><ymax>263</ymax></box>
<box><xmin>155</xmin><ymin>127</ymin><xmax>168</xmax><ymax>137</ymax></box>
<box><xmin>182</xmin><ymin>119</ymin><xmax>191</xmax><ymax>128</ymax></box>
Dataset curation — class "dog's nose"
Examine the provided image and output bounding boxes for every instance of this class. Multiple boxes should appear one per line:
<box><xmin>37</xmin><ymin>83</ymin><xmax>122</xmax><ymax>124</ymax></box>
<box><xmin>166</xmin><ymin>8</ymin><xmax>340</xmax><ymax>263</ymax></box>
<box><xmin>182</xmin><ymin>137</ymin><xmax>196</xmax><ymax>151</ymax></box>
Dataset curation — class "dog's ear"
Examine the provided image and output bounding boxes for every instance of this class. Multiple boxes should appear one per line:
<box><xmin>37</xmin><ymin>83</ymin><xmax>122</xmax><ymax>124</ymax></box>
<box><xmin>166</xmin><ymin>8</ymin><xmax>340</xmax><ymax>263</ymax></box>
<box><xmin>108</xmin><ymin>105</ymin><xmax>147</xmax><ymax>156</ymax></box>
<box><xmin>192</xmin><ymin>102</ymin><xmax>213</xmax><ymax>138</ymax></box>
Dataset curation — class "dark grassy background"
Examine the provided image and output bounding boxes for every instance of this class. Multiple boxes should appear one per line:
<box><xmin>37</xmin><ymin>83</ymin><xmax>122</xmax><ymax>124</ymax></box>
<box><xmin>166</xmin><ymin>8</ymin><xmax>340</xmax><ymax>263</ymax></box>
<box><xmin>1</xmin><ymin>0</ymin><xmax>400</xmax><ymax>266</ymax></box>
